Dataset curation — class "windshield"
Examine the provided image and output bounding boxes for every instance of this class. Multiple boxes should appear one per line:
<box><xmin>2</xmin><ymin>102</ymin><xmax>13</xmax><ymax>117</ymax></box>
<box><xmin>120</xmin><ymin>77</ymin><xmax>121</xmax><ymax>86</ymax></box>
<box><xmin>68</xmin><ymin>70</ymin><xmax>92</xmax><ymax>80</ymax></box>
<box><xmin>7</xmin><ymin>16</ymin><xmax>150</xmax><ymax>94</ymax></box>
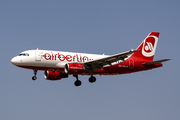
<box><xmin>19</xmin><ymin>53</ymin><xmax>29</xmax><ymax>56</ymax></box>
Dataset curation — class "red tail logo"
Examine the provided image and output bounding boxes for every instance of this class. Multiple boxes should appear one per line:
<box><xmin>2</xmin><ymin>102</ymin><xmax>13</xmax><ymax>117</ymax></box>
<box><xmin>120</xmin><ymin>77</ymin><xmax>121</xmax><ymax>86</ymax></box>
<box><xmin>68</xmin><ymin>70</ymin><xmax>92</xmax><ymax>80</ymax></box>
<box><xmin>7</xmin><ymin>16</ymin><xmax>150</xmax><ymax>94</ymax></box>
<box><xmin>144</xmin><ymin>41</ymin><xmax>154</xmax><ymax>52</ymax></box>
<box><xmin>130</xmin><ymin>32</ymin><xmax>159</xmax><ymax>61</ymax></box>
<box><xmin>142</xmin><ymin>36</ymin><xmax>157</xmax><ymax>57</ymax></box>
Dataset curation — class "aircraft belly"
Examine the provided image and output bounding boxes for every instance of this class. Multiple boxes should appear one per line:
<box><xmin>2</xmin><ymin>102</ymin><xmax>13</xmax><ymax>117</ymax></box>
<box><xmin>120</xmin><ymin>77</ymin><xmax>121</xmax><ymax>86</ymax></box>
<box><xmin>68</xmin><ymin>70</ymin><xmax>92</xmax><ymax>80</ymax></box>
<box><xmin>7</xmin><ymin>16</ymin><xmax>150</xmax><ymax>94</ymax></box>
<box><xmin>93</xmin><ymin>64</ymin><xmax>131</xmax><ymax>75</ymax></box>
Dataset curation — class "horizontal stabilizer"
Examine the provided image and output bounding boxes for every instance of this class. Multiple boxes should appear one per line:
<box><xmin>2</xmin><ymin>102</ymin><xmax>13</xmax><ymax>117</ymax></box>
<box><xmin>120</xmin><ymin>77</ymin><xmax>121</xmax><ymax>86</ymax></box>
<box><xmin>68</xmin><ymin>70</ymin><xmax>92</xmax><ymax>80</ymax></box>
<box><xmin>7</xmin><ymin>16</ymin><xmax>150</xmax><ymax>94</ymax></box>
<box><xmin>142</xmin><ymin>59</ymin><xmax>171</xmax><ymax>65</ymax></box>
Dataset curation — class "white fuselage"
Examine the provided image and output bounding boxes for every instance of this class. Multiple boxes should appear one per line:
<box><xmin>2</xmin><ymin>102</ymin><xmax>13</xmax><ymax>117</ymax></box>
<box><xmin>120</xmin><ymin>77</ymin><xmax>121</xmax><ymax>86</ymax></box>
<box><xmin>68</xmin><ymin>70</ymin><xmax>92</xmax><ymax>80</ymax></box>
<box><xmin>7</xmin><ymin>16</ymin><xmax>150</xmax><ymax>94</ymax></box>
<box><xmin>11</xmin><ymin>49</ymin><xmax>110</xmax><ymax>71</ymax></box>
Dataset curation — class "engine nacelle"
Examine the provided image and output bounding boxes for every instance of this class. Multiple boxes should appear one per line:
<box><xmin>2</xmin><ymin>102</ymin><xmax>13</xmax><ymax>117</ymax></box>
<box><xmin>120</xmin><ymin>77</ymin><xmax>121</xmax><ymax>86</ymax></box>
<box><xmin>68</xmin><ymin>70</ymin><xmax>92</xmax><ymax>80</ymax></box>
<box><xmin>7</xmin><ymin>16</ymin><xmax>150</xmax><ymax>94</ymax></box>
<box><xmin>44</xmin><ymin>71</ymin><xmax>68</xmax><ymax>81</ymax></box>
<box><xmin>65</xmin><ymin>63</ymin><xmax>85</xmax><ymax>74</ymax></box>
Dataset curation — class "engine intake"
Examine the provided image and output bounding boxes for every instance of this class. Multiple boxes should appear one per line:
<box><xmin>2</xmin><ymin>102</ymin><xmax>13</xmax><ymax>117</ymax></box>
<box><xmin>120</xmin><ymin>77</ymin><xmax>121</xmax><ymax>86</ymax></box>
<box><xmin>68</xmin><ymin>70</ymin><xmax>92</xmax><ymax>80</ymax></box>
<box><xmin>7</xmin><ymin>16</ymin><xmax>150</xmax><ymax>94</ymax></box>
<box><xmin>44</xmin><ymin>71</ymin><xmax>68</xmax><ymax>80</ymax></box>
<box><xmin>65</xmin><ymin>63</ymin><xmax>85</xmax><ymax>74</ymax></box>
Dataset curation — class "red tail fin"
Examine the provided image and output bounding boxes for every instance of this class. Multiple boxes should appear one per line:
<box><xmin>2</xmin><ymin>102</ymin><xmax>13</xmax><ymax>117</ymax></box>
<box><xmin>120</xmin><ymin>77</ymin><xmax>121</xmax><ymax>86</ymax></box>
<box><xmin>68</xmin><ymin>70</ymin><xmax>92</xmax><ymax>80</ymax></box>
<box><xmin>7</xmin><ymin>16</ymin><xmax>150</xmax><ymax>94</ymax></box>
<box><xmin>130</xmin><ymin>32</ymin><xmax>159</xmax><ymax>61</ymax></box>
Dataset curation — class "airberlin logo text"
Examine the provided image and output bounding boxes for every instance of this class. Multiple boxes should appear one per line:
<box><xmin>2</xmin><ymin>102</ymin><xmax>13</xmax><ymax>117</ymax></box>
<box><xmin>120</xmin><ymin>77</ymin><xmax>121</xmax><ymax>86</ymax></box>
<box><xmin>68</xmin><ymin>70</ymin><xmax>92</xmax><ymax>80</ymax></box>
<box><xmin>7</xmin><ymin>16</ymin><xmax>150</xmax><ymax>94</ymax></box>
<box><xmin>43</xmin><ymin>53</ymin><xmax>89</xmax><ymax>62</ymax></box>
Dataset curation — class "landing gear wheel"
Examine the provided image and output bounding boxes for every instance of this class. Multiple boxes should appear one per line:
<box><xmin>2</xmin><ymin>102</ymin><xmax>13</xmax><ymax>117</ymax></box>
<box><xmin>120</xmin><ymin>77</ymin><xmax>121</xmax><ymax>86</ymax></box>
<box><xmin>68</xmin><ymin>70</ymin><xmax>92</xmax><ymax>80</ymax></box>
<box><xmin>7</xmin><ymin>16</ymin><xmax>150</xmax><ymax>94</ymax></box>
<box><xmin>32</xmin><ymin>69</ymin><xmax>37</xmax><ymax>81</ymax></box>
<box><xmin>89</xmin><ymin>76</ymin><xmax>96</xmax><ymax>83</ymax></box>
<box><xmin>32</xmin><ymin>76</ymin><xmax>37</xmax><ymax>80</ymax></box>
<box><xmin>73</xmin><ymin>75</ymin><xmax>82</xmax><ymax>87</ymax></box>
<box><xmin>74</xmin><ymin>80</ymin><xmax>82</xmax><ymax>86</ymax></box>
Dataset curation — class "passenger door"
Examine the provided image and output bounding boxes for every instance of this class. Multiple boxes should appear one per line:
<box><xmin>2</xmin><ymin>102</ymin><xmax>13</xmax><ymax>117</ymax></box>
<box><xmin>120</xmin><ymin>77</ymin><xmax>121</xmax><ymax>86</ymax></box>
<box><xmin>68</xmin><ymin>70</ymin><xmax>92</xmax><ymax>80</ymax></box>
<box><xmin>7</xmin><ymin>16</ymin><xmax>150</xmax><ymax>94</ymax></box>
<box><xmin>35</xmin><ymin>50</ymin><xmax>41</xmax><ymax>61</ymax></box>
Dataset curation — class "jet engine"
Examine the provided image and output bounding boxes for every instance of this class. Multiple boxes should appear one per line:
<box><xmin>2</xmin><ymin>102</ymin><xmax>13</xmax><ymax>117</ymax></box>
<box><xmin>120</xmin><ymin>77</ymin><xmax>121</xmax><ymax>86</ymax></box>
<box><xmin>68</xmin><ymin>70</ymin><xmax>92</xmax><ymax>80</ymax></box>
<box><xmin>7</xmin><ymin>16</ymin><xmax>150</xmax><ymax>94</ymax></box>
<box><xmin>44</xmin><ymin>71</ymin><xmax>68</xmax><ymax>80</ymax></box>
<box><xmin>65</xmin><ymin>63</ymin><xmax>85</xmax><ymax>74</ymax></box>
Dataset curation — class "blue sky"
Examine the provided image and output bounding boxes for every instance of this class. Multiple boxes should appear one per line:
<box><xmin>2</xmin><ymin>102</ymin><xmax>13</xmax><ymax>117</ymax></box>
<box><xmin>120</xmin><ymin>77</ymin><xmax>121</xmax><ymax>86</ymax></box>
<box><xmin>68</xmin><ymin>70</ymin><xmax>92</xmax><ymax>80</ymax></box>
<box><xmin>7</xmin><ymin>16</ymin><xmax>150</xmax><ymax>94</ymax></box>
<box><xmin>0</xmin><ymin>0</ymin><xmax>179</xmax><ymax>120</ymax></box>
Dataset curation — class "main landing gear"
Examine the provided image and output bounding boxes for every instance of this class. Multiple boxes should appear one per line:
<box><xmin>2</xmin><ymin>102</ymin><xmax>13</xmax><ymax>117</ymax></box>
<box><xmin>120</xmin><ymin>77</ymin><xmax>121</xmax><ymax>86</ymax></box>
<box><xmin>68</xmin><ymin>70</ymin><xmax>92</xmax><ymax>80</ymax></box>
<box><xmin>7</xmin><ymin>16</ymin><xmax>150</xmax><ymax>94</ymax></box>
<box><xmin>73</xmin><ymin>75</ymin><xmax>96</xmax><ymax>87</ymax></box>
<box><xmin>89</xmin><ymin>76</ymin><xmax>96</xmax><ymax>83</ymax></box>
<box><xmin>73</xmin><ymin>75</ymin><xmax>82</xmax><ymax>86</ymax></box>
<box><xmin>32</xmin><ymin>69</ymin><xmax>37</xmax><ymax>80</ymax></box>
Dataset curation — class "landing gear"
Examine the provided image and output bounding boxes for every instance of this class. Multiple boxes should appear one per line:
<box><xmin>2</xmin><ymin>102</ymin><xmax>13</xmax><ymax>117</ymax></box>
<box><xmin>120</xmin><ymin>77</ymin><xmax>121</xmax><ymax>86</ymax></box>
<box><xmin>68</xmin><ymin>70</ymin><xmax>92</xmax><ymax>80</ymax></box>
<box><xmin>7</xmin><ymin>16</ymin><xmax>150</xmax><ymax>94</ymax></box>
<box><xmin>89</xmin><ymin>70</ymin><xmax>96</xmax><ymax>83</ymax></box>
<box><xmin>89</xmin><ymin>76</ymin><xmax>96</xmax><ymax>83</ymax></box>
<box><xmin>32</xmin><ymin>76</ymin><xmax>37</xmax><ymax>80</ymax></box>
<box><xmin>32</xmin><ymin>69</ymin><xmax>37</xmax><ymax>80</ymax></box>
<box><xmin>74</xmin><ymin>80</ymin><xmax>82</xmax><ymax>86</ymax></box>
<box><xmin>73</xmin><ymin>75</ymin><xmax>82</xmax><ymax>86</ymax></box>
<box><xmin>73</xmin><ymin>74</ymin><xmax>96</xmax><ymax>86</ymax></box>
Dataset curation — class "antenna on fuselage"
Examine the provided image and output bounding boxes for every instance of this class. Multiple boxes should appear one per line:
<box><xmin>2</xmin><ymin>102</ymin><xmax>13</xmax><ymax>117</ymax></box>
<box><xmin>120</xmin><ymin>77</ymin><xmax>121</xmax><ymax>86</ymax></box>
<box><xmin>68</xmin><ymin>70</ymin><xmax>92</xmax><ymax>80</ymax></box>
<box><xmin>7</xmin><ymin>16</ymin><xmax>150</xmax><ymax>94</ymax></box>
<box><xmin>36</xmin><ymin>48</ymin><xmax>39</xmax><ymax>50</ymax></box>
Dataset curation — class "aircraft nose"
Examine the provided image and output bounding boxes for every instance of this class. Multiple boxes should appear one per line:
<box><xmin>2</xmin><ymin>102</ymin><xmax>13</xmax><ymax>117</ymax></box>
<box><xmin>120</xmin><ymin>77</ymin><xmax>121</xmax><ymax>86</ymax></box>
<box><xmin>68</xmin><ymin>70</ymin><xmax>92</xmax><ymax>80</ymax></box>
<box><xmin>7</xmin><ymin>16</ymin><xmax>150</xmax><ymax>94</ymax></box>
<box><xmin>11</xmin><ymin>57</ymin><xmax>19</xmax><ymax>65</ymax></box>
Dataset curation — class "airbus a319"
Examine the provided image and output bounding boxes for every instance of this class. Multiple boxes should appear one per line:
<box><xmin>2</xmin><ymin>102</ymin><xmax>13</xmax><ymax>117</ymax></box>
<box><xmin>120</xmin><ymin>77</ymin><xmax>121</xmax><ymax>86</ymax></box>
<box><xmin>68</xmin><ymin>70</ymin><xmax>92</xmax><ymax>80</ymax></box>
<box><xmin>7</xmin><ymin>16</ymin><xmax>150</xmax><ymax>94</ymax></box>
<box><xmin>11</xmin><ymin>32</ymin><xmax>170</xmax><ymax>86</ymax></box>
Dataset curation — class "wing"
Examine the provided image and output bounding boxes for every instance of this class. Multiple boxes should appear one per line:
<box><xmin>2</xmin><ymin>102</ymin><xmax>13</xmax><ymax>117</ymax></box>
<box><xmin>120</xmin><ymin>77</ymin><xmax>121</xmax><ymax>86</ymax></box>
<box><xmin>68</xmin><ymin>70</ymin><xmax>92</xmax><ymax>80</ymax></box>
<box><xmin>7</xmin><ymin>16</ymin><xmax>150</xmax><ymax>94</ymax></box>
<box><xmin>83</xmin><ymin>49</ymin><xmax>137</xmax><ymax>72</ymax></box>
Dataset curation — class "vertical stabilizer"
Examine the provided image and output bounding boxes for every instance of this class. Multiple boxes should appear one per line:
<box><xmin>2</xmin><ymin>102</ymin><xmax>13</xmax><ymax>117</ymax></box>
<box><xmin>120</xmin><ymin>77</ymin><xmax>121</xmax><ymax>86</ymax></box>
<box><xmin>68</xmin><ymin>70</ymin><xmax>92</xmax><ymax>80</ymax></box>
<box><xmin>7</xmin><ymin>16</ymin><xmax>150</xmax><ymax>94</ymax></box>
<box><xmin>130</xmin><ymin>32</ymin><xmax>159</xmax><ymax>61</ymax></box>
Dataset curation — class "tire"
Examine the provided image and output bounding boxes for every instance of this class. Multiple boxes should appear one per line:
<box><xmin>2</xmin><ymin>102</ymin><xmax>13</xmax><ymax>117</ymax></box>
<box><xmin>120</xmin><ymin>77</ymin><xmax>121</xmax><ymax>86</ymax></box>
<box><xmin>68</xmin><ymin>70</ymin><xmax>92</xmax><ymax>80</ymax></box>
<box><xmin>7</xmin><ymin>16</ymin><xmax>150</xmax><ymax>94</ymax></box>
<box><xmin>32</xmin><ymin>76</ymin><xmax>37</xmax><ymax>80</ymax></box>
<box><xmin>74</xmin><ymin>80</ymin><xmax>82</xmax><ymax>86</ymax></box>
<box><xmin>89</xmin><ymin>76</ymin><xmax>96</xmax><ymax>83</ymax></box>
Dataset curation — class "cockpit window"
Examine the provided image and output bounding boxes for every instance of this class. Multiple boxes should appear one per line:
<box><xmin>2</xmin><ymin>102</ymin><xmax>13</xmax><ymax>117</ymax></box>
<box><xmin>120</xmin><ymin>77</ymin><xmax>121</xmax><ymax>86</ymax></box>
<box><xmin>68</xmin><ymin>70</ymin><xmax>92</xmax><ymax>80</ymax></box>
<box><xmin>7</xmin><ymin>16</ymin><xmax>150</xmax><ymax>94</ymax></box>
<box><xmin>19</xmin><ymin>53</ymin><xmax>29</xmax><ymax>56</ymax></box>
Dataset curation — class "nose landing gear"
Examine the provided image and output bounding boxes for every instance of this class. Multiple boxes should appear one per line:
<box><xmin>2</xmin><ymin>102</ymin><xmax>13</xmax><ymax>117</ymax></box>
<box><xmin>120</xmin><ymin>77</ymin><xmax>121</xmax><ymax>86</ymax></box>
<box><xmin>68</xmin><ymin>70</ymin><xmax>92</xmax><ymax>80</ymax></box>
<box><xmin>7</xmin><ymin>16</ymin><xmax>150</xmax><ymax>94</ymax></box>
<box><xmin>32</xmin><ymin>69</ymin><xmax>37</xmax><ymax>80</ymax></box>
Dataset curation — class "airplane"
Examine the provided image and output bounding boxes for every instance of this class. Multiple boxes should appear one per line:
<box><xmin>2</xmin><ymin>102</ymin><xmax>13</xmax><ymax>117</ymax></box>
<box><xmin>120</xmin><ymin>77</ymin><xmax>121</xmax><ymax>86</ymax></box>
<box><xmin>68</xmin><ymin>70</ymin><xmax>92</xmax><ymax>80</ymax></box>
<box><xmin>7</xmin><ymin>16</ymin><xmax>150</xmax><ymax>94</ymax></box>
<box><xmin>11</xmin><ymin>32</ymin><xmax>170</xmax><ymax>86</ymax></box>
